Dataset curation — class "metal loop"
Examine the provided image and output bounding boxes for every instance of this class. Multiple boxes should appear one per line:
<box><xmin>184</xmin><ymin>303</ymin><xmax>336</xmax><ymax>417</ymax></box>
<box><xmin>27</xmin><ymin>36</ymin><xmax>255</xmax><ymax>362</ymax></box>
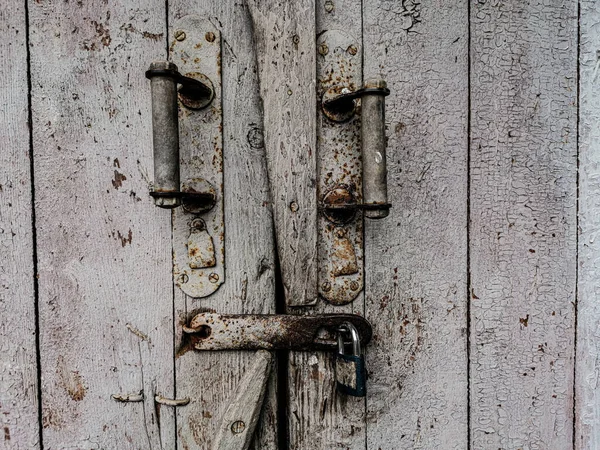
<box><xmin>154</xmin><ymin>394</ymin><xmax>190</xmax><ymax>406</ymax></box>
<box><xmin>111</xmin><ymin>391</ymin><xmax>144</xmax><ymax>403</ymax></box>
<box><xmin>337</xmin><ymin>322</ymin><xmax>361</xmax><ymax>356</ymax></box>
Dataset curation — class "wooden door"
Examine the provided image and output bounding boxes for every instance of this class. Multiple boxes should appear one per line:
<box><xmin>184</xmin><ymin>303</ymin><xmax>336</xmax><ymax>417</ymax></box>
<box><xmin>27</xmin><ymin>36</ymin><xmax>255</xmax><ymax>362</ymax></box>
<box><xmin>1</xmin><ymin>1</ymin><xmax>597</xmax><ymax>449</ymax></box>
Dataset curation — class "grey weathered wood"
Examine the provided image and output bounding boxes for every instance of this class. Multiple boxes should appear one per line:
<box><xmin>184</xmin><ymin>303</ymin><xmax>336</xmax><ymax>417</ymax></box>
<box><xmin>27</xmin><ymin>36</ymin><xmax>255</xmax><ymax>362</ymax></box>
<box><xmin>29</xmin><ymin>2</ymin><xmax>176</xmax><ymax>447</ymax></box>
<box><xmin>213</xmin><ymin>351</ymin><xmax>273</xmax><ymax>450</ymax></box>
<box><xmin>247</xmin><ymin>0</ymin><xmax>318</xmax><ymax>307</ymax></box>
<box><xmin>168</xmin><ymin>2</ymin><xmax>278</xmax><ymax>449</ymax></box>
<box><xmin>470</xmin><ymin>1</ymin><xmax>577</xmax><ymax>448</ymax></box>
<box><xmin>283</xmin><ymin>1</ymin><xmax>367</xmax><ymax>449</ymax></box>
<box><xmin>0</xmin><ymin>2</ymin><xmax>40</xmax><ymax>449</ymax></box>
<box><xmin>363</xmin><ymin>1</ymin><xmax>469</xmax><ymax>448</ymax></box>
<box><xmin>577</xmin><ymin>2</ymin><xmax>600</xmax><ymax>448</ymax></box>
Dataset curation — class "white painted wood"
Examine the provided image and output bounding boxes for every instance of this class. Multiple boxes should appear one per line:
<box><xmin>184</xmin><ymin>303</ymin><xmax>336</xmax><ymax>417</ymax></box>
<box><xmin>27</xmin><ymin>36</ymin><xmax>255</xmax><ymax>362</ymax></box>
<box><xmin>284</xmin><ymin>1</ymin><xmax>367</xmax><ymax>449</ymax></box>
<box><xmin>470</xmin><ymin>1</ymin><xmax>577</xmax><ymax>448</ymax></box>
<box><xmin>247</xmin><ymin>0</ymin><xmax>318</xmax><ymax>307</ymax></box>
<box><xmin>29</xmin><ymin>2</ymin><xmax>176</xmax><ymax>448</ymax></box>
<box><xmin>0</xmin><ymin>2</ymin><xmax>40</xmax><ymax>449</ymax></box>
<box><xmin>577</xmin><ymin>2</ymin><xmax>600</xmax><ymax>448</ymax></box>
<box><xmin>213</xmin><ymin>351</ymin><xmax>273</xmax><ymax>450</ymax></box>
<box><xmin>168</xmin><ymin>2</ymin><xmax>278</xmax><ymax>449</ymax></box>
<box><xmin>362</xmin><ymin>1</ymin><xmax>469</xmax><ymax>448</ymax></box>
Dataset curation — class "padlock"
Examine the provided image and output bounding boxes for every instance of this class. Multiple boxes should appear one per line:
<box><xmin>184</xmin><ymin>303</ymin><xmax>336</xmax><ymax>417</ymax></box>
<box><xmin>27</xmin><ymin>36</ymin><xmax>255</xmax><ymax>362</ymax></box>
<box><xmin>335</xmin><ymin>322</ymin><xmax>367</xmax><ymax>397</ymax></box>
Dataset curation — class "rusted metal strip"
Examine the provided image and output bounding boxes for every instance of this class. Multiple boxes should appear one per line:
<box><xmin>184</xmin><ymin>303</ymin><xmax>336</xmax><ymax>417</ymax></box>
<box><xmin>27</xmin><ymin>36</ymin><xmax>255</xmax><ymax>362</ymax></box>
<box><xmin>182</xmin><ymin>313</ymin><xmax>372</xmax><ymax>351</ymax></box>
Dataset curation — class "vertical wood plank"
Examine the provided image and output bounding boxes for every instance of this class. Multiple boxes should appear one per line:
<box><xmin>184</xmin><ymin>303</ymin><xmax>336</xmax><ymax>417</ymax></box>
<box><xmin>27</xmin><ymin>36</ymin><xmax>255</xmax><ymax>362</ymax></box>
<box><xmin>283</xmin><ymin>1</ymin><xmax>367</xmax><ymax>449</ymax></box>
<box><xmin>470</xmin><ymin>1</ymin><xmax>577</xmax><ymax>448</ymax></box>
<box><xmin>577</xmin><ymin>2</ymin><xmax>600</xmax><ymax>448</ymax></box>
<box><xmin>29</xmin><ymin>2</ymin><xmax>176</xmax><ymax>447</ymax></box>
<box><xmin>247</xmin><ymin>0</ymin><xmax>318</xmax><ymax>307</ymax></box>
<box><xmin>362</xmin><ymin>1</ymin><xmax>469</xmax><ymax>448</ymax></box>
<box><xmin>167</xmin><ymin>2</ymin><xmax>278</xmax><ymax>449</ymax></box>
<box><xmin>0</xmin><ymin>2</ymin><xmax>40</xmax><ymax>449</ymax></box>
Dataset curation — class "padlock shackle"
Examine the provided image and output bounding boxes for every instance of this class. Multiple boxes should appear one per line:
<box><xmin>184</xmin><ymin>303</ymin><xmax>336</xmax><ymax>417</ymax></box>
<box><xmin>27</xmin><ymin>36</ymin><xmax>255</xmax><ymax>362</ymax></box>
<box><xmin>337</xmin><ymin>322</ymin><xmax>361</xmax><ymax>356</ymax></box>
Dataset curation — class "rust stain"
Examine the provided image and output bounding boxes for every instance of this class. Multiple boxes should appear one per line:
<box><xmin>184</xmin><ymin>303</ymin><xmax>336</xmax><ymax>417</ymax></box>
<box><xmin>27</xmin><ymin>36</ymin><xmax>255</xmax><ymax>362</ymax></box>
<box><xmin>4</xmin><ymin>427</ymin><xmax>10</xmax><ymax>442</ymax></box>
<box><xmin>520</xmin><ymin>314</ymin><xmax>530</xmax><ymax>327</ymax></box>
<box><xmin>113</xmin><ymin>228</ymin><xmax>133</xmax><ymax>247</ymax></box>
<box><xmin>57</xmin><ymin>356</ymin><xmax>87</xmax><ymax>402</ymax></box>
<box><xmin>112</xmin><ymin>170</ymin><xmax>127</xmax><ymax>189</ymax></box>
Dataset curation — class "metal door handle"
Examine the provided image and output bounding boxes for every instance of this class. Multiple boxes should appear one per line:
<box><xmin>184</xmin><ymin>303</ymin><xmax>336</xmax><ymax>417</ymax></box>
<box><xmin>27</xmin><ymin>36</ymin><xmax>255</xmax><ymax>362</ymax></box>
<box><xmin>321</xmin><ymin>79</ymin><xmax>391</xmax><ymax>219</ymax></box>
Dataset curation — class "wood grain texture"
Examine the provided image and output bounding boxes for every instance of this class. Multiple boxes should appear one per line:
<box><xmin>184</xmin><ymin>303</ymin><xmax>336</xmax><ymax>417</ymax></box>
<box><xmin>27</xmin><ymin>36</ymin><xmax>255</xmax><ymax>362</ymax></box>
<box><xmin>167</xmin><ymin>2</ymin><xmax>278</xmax><ymax>449</ymax></box>
<box><xmin>0</xmin><ymin>2</ymin><xmax>40</xmax><ymax>449</ymax></box>
<box><xmin>470</xmin><ymin>1</ymin><xmax>577</xmax><ymax>448</ymax></box>
<box><xmin>362</xmin><ymin>1</ymin><xmax>469</xmax><ymax>448</ymax></box>
<box><xmin>577</xmin><ymin>2</ymin><xmax>600</xmax><ymax>448</ymax></box>
<box><xmin>284</xmin><ymin>1</ymin><xmax>366</xmax><ymax>449</ymax></box>
<box><xmin>247</xmin><ymin>0</ymin><xmax>318</xmax><ymax>307</ymax></box>
<box><xmin>29</xmin><ymin>2</ymin><xmax>176</xmax><ymax>448</ymax></box>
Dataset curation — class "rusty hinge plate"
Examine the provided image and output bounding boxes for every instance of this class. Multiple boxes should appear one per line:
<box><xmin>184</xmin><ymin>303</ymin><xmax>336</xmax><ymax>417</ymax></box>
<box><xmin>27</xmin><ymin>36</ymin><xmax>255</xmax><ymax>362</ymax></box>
<box><xmin>182</xmin><ymin>313</ymin><xmax>372</xmax><ymax>351</ymax></box>
<box><xmin>317</xmin><ymin>30</ymin><xmax>364</xmax><ymax>305</ymax></box>
<box><xmin>171</xmin><ymin>16</ymin><xmax>225</xmax><ymax>298</ymax></box>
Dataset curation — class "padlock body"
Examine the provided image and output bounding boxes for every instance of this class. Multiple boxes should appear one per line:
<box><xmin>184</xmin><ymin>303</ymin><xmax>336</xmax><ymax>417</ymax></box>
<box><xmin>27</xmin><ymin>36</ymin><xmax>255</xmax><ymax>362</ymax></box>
<box><xmin>335</xmin><ymin>353</ymin><xmax>366</xmax><ymax>397</ymax></box>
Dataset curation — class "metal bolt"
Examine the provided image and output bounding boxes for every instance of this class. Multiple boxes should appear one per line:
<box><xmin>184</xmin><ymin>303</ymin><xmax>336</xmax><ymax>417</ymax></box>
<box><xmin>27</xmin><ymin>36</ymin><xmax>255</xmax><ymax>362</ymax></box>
<box><xmin>175</xmin><ymin>30</ymin><xmax>186</xmax><ymax>41</ymax></box>
<box><xmin>289</xmin><ymin>201</ymin><xmax>299</xmax><ymax>212</ymax></box>
<box><xmin>209</xmin><ymin>272</ymin><xmax>219</xmax><ymax>284</ymax></box>
<box><xmin>324</xmin><ymin>0</ymin><xmax>334</xmax><ymax>12</ymax></box>
<box><xmin>350</xmin><ymin>281</ymin><xmax>359</xmax><ymax>291</ymax></box>
<box><xmin>318</xmin><ymin>43</ymin><xmax>329</xmax><ymax>56</ymax></box>
<box><xmin>321</xmin><ymin>281</ymin><xmax>332</xmax><ymax>292</ymax></box>
<box><xmin>293</xmin><ymin>35</ymin><xmax>300</xmax><ymax>44</ymax></box>
<box><xmin>287</xmin><ymin>89</ymin><xmax>293</xmax><ymax>96</ymax></box>
<box><xmin>347</xmin><ymin>45</ymin><xmax>358</xmax><ymax>56</ymax></box>
<box><xmin>205</xmin><ymin>31</ymin><xmax>215</xmax><ymax>42</ymax></box>
<box><xmin>231</xmin><ymin>420</ymin><xmax>246</xmax><ymax>434</ymax></box>
<box><xmin>178</xmin><ymin>274</ymin><xmax>189</xmax><ymax>284</ymax></box>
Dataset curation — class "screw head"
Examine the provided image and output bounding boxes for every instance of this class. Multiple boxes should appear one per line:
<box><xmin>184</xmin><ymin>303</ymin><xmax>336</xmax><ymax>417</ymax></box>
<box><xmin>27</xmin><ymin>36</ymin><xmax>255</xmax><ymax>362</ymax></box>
<box><xmin>289</xmin><ymin>201</ymin><xmax>299</xmax><ymax>212</ymax></box>
<box><xmin>318</xmin><ymin>43</ymin><xmax>329</xmax><ymax>56</ymax></box>
<box><xmin>324</xmin><ymin>0</ymin><xmax>334</xmax><ymax>12</ymax></box>
<box><xmin>209</xmin><ymin>272</ymin><xmax>219</xmax><ymax>284</ymax></box>
<box><xmin>205</xmin><ymin>31</ymin><xmax>216</xmax><ymax>42</ymax></box>
<box><xmin>175</xmin><ymin>30</ymin><xmax>186</xmax><ymax>41</ymax></box>
<box><xmin>293</xmin><ymin>35</ymin><xmax>300</xmax><ymax>44</ymax></box>
<box><xmin>231</xmin><ymin>420</ymin><xmax>246</xmax><ymax>434</ymax></box>
<box><xmin>347</xmin><ymin>45</ymin><xmax>358</xmax><ymax>56</ymax></box>
<box><xmin>335</xmin><ymin>228</ymin><xmax>346</xmax><ymax>238</ymax></box>
<box><xmin>350</xmin><ymin>281</ymin><xmax>360</xmax><ymax>291</ymax></box>
<box><xmin>177</xmin><ymin>273</ymin><xmax>189</xmax><ymax>284</ymax></box>
<box><xmin>321</xmin><ymin>281</ymin><xmax>332</xmax><ymax>292</ymax></box>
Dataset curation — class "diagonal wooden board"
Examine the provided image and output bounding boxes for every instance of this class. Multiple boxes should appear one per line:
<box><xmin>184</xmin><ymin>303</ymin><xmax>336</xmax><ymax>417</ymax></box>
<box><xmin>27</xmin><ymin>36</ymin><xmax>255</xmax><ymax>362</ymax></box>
<box><xmin>247</xmin><ymin>0</ymin><xmax>318</xmax><ymax>308</ymax></box>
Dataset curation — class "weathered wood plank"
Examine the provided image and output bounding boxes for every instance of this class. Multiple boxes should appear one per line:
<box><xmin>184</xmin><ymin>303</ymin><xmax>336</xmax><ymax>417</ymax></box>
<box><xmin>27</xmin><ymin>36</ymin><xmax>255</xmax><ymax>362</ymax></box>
<box><xmin>362</xmin><ymin>1</ymin><xmax>469</xmax><ymax>448</ymax></box>
<box><xmin>0</xmin><ymin>2</ymin><xmax>40</xmax><ymax>449</ymax></box>
<box><xmin>167</xmin><ymin>2</ymin><xmax>278</xmax><ymax>449</ymax></box>
<box><xmin>577</xmin><ymin>2</ymin><xmax>600</xmax><ymax>448</ymax></box>
<box><xmin>247</xmin><ymin>0</ymin><xmax>318</xmax><ymax>307</ymax></box>
<box><xmin>470</xmin><ymin>1</ymin><xmax>577</xmax><ymax>448</ymax></box>
<box><xmin>285</xmin><ymin>1</ymin><xmax>367</xmax><ymax>448</ymax></box>
<box><xmin>29</xmin><ymin>2</ymin><xmax>176</xmax><ymax>448</ymax></box>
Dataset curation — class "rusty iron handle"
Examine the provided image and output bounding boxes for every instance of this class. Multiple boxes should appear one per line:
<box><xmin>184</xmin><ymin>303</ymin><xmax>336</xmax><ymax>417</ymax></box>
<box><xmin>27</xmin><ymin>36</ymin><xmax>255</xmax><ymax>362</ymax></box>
<box><xmin>146</xmin><ymin>61</ymin><xmax>215</xmax><ymax>209</ymax></box>
<box><xmin>321</xmin><ymin>80</ymin><xmax>391</xmax><ymax>219</ymax></box>
<box><xmin>182</xmin><ymin>313</ymin><xmax>372</xmax><ymax>351</ymax></box>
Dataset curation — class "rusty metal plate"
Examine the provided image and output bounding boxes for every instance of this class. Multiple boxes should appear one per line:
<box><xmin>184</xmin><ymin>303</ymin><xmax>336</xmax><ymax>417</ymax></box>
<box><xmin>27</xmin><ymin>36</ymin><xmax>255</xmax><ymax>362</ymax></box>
<box><xmin>317</xmin><ymin>30</ymin><xmax>363</xmax><ymax>304</ymax></box>
<box><xmin>182</xmin><ymin>313</ymin><xmax>372</xmax><ymax>351</ymax></box>
<box><xmin>171</xmin><ymin>16</ymin><xmax>224</xmax><ymax>298</ymax></box>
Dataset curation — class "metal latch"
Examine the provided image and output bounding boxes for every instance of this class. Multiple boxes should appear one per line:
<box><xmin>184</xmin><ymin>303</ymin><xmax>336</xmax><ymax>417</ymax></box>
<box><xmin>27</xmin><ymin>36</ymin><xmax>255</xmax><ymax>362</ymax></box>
<box><xmin>181</xmin><ymin>313</ymin><xmax>372</xmax><ymax>351</ymax></box>
<box><xmin>316</xmin><ymin>30</ymin><xmax>391</xmax><ymax>305</ymax></box>
<box><xmin>146</xmin><ymin>16</ymin><xmax>224</xmax><ymax>298</ymax></box>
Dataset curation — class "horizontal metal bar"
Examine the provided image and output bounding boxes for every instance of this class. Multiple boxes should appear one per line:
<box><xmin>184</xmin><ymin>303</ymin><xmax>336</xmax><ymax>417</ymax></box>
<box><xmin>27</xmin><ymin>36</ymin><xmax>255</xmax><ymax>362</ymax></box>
<box><xmin>182</xmin><ymin>313</ymin><xmax>372</xmax><ymax>351</ymax></box>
